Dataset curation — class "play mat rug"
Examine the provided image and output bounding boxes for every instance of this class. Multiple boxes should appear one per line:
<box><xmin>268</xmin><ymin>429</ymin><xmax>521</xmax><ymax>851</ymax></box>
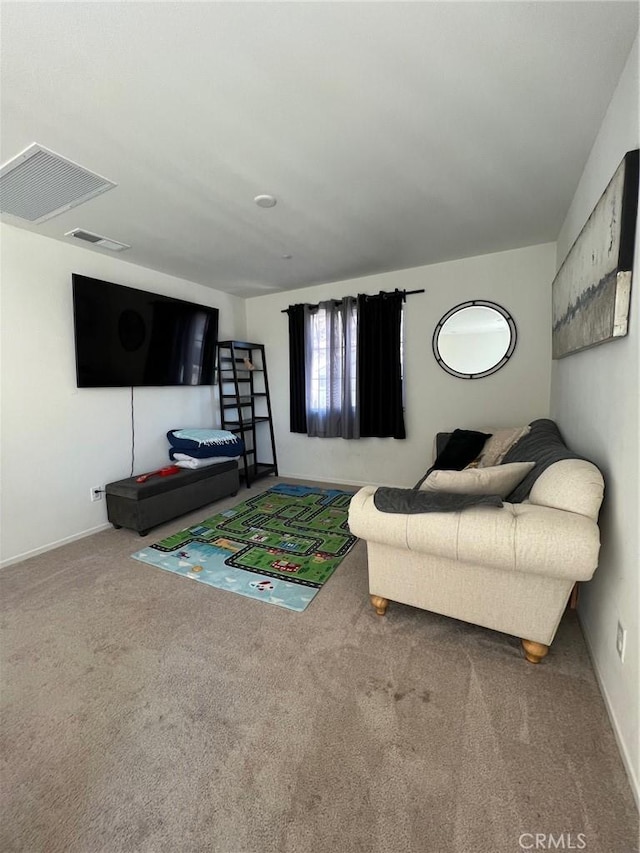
<box><xmin>132</xmin><ymin>483</ymin><xmax>357</xmax><ymax>611</ymax></box>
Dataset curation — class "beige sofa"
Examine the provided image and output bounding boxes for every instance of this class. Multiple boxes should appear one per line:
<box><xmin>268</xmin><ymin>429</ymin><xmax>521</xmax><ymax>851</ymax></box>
<box><xmin>348</xmin><ymin>422</ymin><xmax>605</xmax><ymax>663</ymax></box>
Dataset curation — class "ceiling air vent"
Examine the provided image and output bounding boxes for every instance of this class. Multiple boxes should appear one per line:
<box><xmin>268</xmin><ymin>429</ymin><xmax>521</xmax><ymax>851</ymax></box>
<box><xmin>65</xmin><ymin>228</ymin><xmax>130</xmax><ymax>252</ymax></box>
<box><xmin>0</xmin><ymin>143</ymin><xmax>116</xmax><ymax>223</ymax></box>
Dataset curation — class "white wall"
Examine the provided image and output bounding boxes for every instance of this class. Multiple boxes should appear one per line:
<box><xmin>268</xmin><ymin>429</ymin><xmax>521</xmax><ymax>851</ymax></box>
<box><xmin>551</xmin><ymin>38</ymin><xmax>639</xmax><ymax>802</ymax></box>
<box><xmin>246</xmin><ymin>242</ymin><xmax>555</xmax><ymax>488</ymax></box>
<box><xmin>0</xmin><ymin>224</ymin><xmax>246</xmax><ymax>566</ymax></box>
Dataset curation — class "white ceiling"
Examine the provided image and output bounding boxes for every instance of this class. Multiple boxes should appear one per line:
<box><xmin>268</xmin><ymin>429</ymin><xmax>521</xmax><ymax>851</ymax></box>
<box><xmin>1</xmin><ymin>2</ymin><xmax>638</xmax><ymax>297</ymax></box>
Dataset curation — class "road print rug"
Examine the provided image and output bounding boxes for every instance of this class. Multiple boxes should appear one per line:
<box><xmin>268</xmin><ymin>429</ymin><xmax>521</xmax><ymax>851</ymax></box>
<box><xmin>132</xmin><ymin>483</ymin><xmax>357</xmax><ymax>611</ymax></box>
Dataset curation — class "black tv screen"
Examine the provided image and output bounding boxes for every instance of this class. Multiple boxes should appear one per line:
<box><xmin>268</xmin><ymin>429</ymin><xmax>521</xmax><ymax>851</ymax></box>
<box><xmin>72</xmin><ymin>274</ymin><xmax>219</xmax><ymax>387</ymax></box>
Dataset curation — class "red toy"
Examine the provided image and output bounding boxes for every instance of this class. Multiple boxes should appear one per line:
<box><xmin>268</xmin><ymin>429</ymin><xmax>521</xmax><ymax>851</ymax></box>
<box><xmin>136</xmin><ymin>465</ymin><xmax>181</xmax><ymax>484</ymax></box>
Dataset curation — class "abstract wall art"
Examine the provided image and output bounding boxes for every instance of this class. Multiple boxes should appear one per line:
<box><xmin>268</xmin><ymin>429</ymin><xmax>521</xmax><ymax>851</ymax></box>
<box><xmin>552</xmin><ymin>149</ymin><xmax>639</xmax><ymax>359</ymax></box>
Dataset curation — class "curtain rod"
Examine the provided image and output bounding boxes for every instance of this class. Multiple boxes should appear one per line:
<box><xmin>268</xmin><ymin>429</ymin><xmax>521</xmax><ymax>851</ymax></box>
<box><xmin>281</xmin><ymin>288</ymin><xmax>425</xmax><ymax>314</ymax></box>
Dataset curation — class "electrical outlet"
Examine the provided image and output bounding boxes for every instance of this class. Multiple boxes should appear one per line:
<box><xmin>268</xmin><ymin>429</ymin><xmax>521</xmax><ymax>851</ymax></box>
<box><xmin>90</xmin><ymin>486</ymin><xmax>103</xmax><ymax>502</ymax></box>
<box><xmin>616</xmin><ymin>621</ymin><xmax>626</xmax><ymax>662</ymax></box>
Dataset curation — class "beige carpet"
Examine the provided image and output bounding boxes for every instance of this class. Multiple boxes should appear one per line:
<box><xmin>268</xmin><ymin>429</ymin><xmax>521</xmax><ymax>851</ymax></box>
<box><xmin>1</xmin><ymin>478</ymin><xmax>638</xmax><ymax>853</ymax></box>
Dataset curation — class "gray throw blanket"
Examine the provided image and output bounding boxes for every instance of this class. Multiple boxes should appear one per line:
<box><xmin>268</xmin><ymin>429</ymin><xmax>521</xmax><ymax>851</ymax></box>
<box><xmin>373</xmin><ymin>488</ymin><xmax>503</xmax><ymax>514</ymax></box>
<box><xmin>500</xmin><ymin>418</ymin><xmax>585</xmax><ymax>503</ymax></box>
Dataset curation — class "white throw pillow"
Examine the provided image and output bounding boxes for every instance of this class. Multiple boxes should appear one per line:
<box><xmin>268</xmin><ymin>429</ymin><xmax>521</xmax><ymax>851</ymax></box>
<box><xmin>419</xmin><ymin>462</ymin><xmax>535</xmax><ymax>498</ymax></box>
<box><xmin>477</xmin><ymin>425</ymin><xmax>531</xmax><ymax>468</ymax></box>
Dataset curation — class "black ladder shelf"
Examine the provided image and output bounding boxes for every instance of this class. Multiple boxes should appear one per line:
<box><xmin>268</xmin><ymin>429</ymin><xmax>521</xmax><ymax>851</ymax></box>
<box><xmin>216</xmin><ymin>341</ymin><xmax>278</xmax><ymax>487</ymax></box>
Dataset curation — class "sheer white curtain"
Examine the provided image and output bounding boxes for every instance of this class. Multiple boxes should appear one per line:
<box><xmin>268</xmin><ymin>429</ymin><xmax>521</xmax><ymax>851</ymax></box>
<box><xmin>304</xmin><ymin>298</ymin><xmax>359</xmax><ymax>438</ymax></box>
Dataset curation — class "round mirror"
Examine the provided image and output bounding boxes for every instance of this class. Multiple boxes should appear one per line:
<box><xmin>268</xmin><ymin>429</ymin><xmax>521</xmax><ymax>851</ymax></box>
<box><xmin>433</xmin><ymin>301</ymin><xmax>517</xmax><ymax>379</ymax></box>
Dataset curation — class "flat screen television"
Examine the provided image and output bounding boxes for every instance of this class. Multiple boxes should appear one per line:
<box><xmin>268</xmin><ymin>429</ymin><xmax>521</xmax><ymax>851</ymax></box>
<box><xmin>72</xmin><ymin>274</ymin><xmax>219</xmax><ymax>387</ymax></box>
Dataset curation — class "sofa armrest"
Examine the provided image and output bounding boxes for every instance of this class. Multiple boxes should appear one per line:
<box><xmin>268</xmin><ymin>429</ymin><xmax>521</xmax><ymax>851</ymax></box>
<box><xmin>528</xmin><ymin>459</ymin><xmax>604</xmax><ymax>520</ymax></box>
<box><xmin>348</xmin><ymin>486</ymin><xmax>601</xmax><ymax>582</ymax></box>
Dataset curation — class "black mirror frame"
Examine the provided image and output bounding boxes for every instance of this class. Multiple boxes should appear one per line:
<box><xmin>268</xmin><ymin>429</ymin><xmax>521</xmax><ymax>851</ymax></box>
<box><xmin>432</xmin><ymin>300</ymin><xmax>517</xmax><ymax>379</ymax></box>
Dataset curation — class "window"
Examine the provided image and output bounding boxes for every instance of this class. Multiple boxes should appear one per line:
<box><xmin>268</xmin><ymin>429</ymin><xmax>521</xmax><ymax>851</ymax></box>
<box><xmin>305</xmin><ymin>298</ymin><xmax>358</xmax><ymax>439</ymax></box>
<box><xmin>288</xmin><ymin>290</ymin><xmax>407</xmax><ymax>440</ymax></box>
<box><xmin>307</xmin><ymin>302</ymin><xmax>357</xmax><ymax>415</ymax></box>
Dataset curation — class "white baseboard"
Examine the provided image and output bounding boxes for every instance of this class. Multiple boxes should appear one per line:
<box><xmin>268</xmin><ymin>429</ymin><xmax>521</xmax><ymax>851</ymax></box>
<box><xmin>578</xmin><ymin>613</ymin><xmax>639</xmax><ymax>810</ymax></box>
<box><xmin>0</xmin><ymin>523</ymin><xmax>112</xmax><ymax>569</ymax></box>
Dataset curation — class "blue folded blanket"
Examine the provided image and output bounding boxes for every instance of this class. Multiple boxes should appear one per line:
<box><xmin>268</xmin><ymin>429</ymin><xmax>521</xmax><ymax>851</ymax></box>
<box><xmin>167</xmin><ymin>428</ymin><xmax>243</xmax><ymax>458</ymax></box>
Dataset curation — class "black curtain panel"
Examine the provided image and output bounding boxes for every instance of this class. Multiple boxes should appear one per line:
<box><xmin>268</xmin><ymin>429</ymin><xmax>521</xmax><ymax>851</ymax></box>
<box><xmin>288</xmin><ymin>304</ymin><xmax>307</xmax><ymax>433</ymax></box>
<box><xmin>357</xmin><ymin>291</ymin><xmax>406</xmax><ymax>439</ymax></box>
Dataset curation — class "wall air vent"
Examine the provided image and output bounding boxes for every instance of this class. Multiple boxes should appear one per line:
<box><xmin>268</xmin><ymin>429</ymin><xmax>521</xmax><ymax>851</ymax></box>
<box><xmin>65</xmin><ymin>228</ymin><xmax>130</xmax><ymax>252</ymax></box>
<box><xmin>0</xmin><ymin>143</ymin><xmax>116</xmax><ymax>224</ymax></box>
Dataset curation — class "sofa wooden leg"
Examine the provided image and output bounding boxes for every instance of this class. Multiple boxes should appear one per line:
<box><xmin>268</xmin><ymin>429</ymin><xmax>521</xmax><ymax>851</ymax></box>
<box><xmin>569</xmin><ymin>583</ymin><xmax>579</xmax><ymax>609</ymax></box>
<box><xmin>370</xmin><ymin>595</ymin><xmax>389</xmax><ymax>616</ymax></box>
<box><xmin>522</xmin><ymin>639</ymin><xmax>549</xmax><ymax>664</ymax></box>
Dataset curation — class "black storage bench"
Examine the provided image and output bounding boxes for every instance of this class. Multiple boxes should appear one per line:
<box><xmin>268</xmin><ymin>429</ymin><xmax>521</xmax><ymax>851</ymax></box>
<box><xmin>105</xmin><ymin>461</ymin><xmax>239</xmax><ymax>535</ymax></box>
